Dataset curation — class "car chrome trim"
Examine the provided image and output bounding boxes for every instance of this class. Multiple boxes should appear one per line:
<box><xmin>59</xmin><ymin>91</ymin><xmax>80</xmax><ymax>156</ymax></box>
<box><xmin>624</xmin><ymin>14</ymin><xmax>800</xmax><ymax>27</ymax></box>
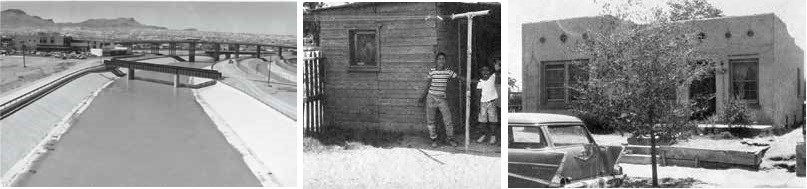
<box><xmin>508</xmin><ymin>173</ymin><xmax>553</xmax><ymax>186</ymax></box>
<box><xmin>508</xmin><ymin>162</ymin><xmax>561</xmax><ymax>168</ymax></box>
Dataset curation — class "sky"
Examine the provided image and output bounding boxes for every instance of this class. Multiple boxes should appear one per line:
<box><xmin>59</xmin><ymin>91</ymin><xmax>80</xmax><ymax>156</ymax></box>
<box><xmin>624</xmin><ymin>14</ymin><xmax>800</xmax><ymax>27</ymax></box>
<box><xmin>508</xmin><ymin>0</ymin><xmax>806</xmax><ymax>86</ymax></box>
<box><xmin>0</xmin><ymin>1</ymin><xmax>297</xmax><ymax>35</ymax></box>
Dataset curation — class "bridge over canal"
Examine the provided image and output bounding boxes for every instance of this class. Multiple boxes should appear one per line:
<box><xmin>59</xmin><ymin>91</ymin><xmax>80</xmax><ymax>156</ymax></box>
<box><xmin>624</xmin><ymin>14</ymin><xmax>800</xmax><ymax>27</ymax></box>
<box><xmin>113</xmin><ymin>40</ymin><xmax>295</xmax><ymax>62</ymax></box>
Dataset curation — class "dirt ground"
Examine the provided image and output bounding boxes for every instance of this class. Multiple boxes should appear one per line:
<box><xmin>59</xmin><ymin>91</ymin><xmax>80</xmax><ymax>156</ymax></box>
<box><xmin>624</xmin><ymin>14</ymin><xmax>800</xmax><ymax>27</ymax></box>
<box><xmin>304</xmin><ymin>130</ymin><xmax>500</xmax><ymax>189</ymax></box>
<box><xmin>0</xmin><ymin>56</ymin><xmax>85</xmax><ymax>93</ymax></box>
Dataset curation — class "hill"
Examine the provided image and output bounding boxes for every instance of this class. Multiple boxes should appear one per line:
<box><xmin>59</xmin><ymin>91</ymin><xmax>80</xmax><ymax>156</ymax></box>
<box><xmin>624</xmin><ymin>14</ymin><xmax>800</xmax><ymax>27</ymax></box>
<box><xmin>1</xmin><ymin>9</ymin><xmax>166</xmax><ymax>30</ymax></box>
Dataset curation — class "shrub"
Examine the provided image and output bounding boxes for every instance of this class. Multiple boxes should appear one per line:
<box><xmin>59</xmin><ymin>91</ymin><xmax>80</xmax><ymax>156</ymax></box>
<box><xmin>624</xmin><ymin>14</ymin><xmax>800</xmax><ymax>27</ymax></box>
<box><xmin>577</xmin><ymin>113</ymin><xmax>613</xmax><ymax>134</ymax></box>
<box><xmin>718</xmin><ymin>97</ymin><xmax>754</xmax><ymax>127</ymax></box>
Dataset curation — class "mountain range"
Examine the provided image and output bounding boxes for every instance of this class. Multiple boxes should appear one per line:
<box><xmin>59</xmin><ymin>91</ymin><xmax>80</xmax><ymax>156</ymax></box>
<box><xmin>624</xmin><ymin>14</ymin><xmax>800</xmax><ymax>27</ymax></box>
<box><xmin>1</xmin><ymin>9</ymin><xmax>167</xmax><ymax>30</ymax></box>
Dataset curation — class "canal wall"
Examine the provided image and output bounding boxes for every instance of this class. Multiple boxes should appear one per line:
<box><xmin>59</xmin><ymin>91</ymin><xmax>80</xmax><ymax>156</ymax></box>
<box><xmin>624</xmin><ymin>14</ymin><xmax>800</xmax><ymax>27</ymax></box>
<box><xmin>1</xmin><ymin>72</ymin><xmax>117</xmax><ymax>186</ymax></box>
<box><xmin>191</xmin><ymin>71</ymin><xmax>297</xmax><ymax>187</ymax></box>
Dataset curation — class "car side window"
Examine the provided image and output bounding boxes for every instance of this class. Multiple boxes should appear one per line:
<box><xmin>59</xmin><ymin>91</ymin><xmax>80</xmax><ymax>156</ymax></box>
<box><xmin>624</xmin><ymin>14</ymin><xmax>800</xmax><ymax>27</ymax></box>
<box><xmin>509</xmin><ymin>126</ymin><xmax>547</xmax><ymax>149</ymax></box>
<box><xmin>547</xmin><ymin>125</ymin><xmax>592</xmax><ymax>146</ymax></box>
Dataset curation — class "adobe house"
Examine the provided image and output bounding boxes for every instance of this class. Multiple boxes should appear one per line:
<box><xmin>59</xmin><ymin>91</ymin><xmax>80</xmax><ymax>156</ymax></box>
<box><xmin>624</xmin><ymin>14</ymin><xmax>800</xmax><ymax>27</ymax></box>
<box><xmin>309</xmin><ymin>2</ymin><xmax>501</xmax><ymax>133</ymax></box>
<box><xmin>521</xmin><ymin>13</ymin><xmax>804</xmax><ymax>128</ymax></box>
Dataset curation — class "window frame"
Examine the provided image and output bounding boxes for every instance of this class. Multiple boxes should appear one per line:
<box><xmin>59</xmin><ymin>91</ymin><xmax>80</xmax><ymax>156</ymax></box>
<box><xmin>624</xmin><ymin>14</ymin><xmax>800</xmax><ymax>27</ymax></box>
<box><xmin>508</xmin><ymin>125</ymin><xmax>548</xmax><ymax>149</ymax></box>
<box><xmin>541</xmin><ymin>59</ymin><xmax>590</xmax><ymax>105</ymax></box>
<box><xmin>348</xmin><ymin>28</ymin><xmax>381</xmax><ymax>72</ymax></box>
<box><xmin>729</xmin><ymin>57</ymin><xmax>759</xmax><ymax>103</ymax></box>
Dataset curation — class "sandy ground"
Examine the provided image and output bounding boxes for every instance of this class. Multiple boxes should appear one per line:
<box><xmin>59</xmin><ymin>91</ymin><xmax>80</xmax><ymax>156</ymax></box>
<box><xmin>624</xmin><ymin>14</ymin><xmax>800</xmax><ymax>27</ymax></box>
<box><xmin>305</xmin><ymin>134</ymin><xmax>500</xmax><ymax>189</ymax></box>
<box><xmin>0</xmin><ymin>56</ymin><xmax>80</xmax><ymax>92</ymax></box>
<box><xmin>192</xmin><ymin>61</ymin><xmax>298</xmax><ymax>186</ymax></box>
<box><xmin>11</xmin><ymin>57</ymin><xmax>260</xmax><ymax>186</ymax></box>
<box><xmin>0</xmin><ymin>56</ymin><xmax>105</xmax><ymax>99</ymax></box>
<box><xmin>622</xmin><ymin>164</ymin><xmax>805</xmax><ymax>187</ymax></box>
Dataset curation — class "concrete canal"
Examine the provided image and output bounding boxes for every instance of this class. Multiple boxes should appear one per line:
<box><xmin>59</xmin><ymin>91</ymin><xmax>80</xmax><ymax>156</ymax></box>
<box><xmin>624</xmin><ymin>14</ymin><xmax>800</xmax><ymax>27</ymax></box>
<box><xmin>12</xmin><ymin>57</ymin><xmax>261</xmax><ymax>186</ymax></box>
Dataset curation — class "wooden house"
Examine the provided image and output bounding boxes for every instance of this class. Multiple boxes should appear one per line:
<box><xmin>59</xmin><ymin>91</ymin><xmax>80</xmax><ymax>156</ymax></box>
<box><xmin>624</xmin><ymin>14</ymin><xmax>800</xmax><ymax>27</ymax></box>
<box><xmin>310</xmin><ymin>2</ymin><xmax>501</xmax><ymax>133</ymax></box>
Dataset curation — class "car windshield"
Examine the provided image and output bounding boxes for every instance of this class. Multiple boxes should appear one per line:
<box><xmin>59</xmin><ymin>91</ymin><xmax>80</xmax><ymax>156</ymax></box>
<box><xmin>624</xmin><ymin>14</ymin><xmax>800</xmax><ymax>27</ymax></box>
<box><xmin>509</xmin><ymin>126</ymin><xmax>547</xmax><ymax>149</ymax></box>
<box><xmin>547</xmin><ymin>125</ymin><xmax>592</xmax><ymax>147</ymax></box>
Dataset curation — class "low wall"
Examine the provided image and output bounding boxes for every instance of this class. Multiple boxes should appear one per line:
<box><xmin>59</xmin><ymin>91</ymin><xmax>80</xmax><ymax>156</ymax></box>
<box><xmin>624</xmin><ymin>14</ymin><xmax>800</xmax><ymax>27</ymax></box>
<box><xmin>619</xmin><ymin>145</ymin><xmax>769</xmax><ymax>170</ymax></box>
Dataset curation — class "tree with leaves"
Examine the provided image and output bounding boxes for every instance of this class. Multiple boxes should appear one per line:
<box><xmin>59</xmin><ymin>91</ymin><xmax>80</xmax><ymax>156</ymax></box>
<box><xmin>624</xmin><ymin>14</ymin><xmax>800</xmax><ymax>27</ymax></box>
<box><xmin>575</xmin><ymin>0</ymin><xmax>723</xmax><ymax>187</ymax></box>
<box><xmin>665</xmin><ymin>0</ymin><xmax>723</xmax><ymax>22</ymax></box>
<box><xmin>303</xmin><ymin>2</ymin><xmax>325</xmax><ymax>46</ymax></box>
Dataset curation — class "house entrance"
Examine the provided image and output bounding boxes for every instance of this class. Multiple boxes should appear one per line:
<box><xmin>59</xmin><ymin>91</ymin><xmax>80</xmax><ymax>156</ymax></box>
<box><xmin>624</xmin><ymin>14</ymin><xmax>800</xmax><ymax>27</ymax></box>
<box><xmin>689</xmin><ymin>70</ymin><xmax>716</xmax><ymax>120</ymax></box>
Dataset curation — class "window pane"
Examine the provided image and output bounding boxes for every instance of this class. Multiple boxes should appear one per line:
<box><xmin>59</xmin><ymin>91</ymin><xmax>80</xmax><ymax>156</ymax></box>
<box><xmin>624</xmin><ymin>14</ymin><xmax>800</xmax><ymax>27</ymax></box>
<box><xmin>730</xmin><ymin>58</ymin><xmax>758</xmax><ymax>100</ymax></box>
<box><xmin>547</xmin><ymin>88</ymin><xmax>565</xmax><ymax>100</ymax></box>
<box><xmin>510</xmin><ymin>126</ymin><xmax>546</xmax><ymax>149</ymax></box>
<box><xmin>547</xmin><ymin>125</ymin><xmax>591</xmax><ymax>146</ymax></box>
<box><xmin>350</xmin><ymin>30</ymin><xmax>377</xmax><ymax>66</ymax></box>
<box><xmin>546</xmin><ymin>69</ymin><xmax>564</xmax><ymax>87</ymax></box>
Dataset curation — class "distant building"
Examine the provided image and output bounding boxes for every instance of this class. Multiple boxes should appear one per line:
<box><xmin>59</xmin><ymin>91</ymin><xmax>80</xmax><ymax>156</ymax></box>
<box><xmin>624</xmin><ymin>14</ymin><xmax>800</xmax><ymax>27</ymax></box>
<box><xmin>69</xmin><ymin>39</ymin><xmax>111</xmax><ymax>51</ymax></box>
<box><xmin>8</xmin><ymin>32</ymin><xmax>109</xmax><ymax>52</ymax></box>
<box><xmin>521</xmin><ymin>13</ymin><xmax>804</xmax><ymax>128</ymax></box>
<box><xmin>1</xmin><ymin>36</ymin><xmax>12</xmax><ymax>49</ymax></box>
<box><xmin>10</xmin><ymin>32</ymin><xmax>68</xmax><ymax>51</ymax></box>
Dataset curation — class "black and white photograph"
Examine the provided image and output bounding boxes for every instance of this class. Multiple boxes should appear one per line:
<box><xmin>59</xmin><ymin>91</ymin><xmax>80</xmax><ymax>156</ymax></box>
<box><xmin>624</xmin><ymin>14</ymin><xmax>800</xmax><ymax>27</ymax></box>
<box><xmin>508</xmin><ymin>0</ymin><xmax>805</xmax><ymax>187</ymax></box>
<box><xmin>303</xmin><ymin>2</ymin><xmax>502</xmax><ymax>188</ymax></box>
<box><xmin>0</xmin><ymin>1</ymin><xmax>297</xmax><ymax>187</ymax></box>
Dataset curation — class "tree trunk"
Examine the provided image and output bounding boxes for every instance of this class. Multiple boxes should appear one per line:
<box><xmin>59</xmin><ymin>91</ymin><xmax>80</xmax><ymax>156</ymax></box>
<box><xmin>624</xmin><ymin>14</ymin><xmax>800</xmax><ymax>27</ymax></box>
<box><xmin>651</xmin><ymin>129</ymin><xmax>659</xmax><ymax>187</ymax></box>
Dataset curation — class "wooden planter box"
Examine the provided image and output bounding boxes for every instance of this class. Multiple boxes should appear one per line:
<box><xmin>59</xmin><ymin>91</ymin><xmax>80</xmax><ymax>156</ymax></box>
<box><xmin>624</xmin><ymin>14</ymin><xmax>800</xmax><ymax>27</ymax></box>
<box><xmin>621</xmin><ymin>145</ymin><xmax>769</xmax><ymax>170</ymax></box>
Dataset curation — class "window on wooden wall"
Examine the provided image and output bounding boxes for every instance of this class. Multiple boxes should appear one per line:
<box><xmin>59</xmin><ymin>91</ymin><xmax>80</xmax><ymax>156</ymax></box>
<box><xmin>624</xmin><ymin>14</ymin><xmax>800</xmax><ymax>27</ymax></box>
<box><xmin>349</xmin><ymin>29</ymin><xmax>379</xmax><ymax>71</ymax></box>
<box><xmin>730</xmin><ymin>58</ymin><xmax>758</xmax><ymax>101</ymax></box>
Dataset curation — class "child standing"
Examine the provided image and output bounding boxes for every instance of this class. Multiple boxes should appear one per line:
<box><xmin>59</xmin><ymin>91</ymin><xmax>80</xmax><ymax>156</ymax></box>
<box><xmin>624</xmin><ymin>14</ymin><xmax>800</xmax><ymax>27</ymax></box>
<box><xmin>475</xmin><ymin>66</ymin><xmax>498</xmax><ymax>144</ymax></box>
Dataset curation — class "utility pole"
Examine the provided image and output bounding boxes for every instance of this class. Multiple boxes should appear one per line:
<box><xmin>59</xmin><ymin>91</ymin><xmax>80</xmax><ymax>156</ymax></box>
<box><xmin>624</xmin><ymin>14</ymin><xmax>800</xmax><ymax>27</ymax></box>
<box><xmin>22</xmin><ymin>44</ymin><xmax>26</xmax><ymax>68</ymax></box>
<box><xmin>452</xmin><ymin>10</ymin><xmax>489</xmax><ymax>152</ymax></box>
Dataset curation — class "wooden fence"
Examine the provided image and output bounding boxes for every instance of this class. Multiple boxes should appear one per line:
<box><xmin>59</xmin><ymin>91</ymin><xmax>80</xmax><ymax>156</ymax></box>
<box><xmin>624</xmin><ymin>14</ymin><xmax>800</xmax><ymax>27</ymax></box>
<box><xmin>303</xmin><ymin>50</ymin><xmax>326</xmax><ymax>135</ymax></box>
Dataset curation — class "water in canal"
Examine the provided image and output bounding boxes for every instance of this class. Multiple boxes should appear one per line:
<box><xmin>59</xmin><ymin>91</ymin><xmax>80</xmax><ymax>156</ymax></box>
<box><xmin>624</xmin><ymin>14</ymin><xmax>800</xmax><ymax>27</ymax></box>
<box><xmin>15</xmin><ymin>58</ymin><xmax>261</xmax><ymax>186</ymax></box>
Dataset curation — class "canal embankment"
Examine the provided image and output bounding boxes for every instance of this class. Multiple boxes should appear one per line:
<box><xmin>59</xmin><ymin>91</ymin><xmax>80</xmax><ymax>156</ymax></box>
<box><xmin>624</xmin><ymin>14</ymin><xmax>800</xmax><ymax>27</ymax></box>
<box><xmin>191</xmin><ymin>60</ymin><xmax>297</xmax><ymax>187</ymax></box>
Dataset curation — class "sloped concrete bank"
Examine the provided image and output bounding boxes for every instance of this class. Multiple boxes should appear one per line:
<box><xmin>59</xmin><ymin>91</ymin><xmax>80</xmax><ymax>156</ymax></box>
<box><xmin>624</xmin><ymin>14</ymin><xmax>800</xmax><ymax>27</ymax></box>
<box><xmin>190</xmin><ymin>65</ymin><xmax>297</xmax><ymax>187</ymax></box>
<box><xmin>1</xmin><ymin>72</ymin><xmax>118</xmax><ymax>186</ymax></box>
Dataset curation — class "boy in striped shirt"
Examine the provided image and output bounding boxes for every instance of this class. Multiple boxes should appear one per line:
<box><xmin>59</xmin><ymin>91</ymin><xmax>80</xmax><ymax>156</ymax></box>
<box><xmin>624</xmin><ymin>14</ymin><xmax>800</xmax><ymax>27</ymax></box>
<box><xmin>421</xmin><ymin>52</ymin><xmax>463</xmax><ymax>148</ymax></box>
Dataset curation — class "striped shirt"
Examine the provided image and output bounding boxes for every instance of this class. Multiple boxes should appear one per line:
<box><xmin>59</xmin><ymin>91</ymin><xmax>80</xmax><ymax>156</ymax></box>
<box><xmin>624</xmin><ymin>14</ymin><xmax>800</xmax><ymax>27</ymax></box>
<box><xmin>428</xmin><ymin>68</ymin><xmax>458</xmax><ymax>96</ymax></box>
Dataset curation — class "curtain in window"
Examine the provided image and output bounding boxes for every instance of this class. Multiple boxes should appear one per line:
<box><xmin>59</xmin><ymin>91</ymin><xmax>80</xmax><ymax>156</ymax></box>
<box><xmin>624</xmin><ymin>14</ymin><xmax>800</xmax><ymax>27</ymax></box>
<box><xmin>730</xmin><ymin>58</ymin><xmax>758</xmax><ymax>100</ymax></box>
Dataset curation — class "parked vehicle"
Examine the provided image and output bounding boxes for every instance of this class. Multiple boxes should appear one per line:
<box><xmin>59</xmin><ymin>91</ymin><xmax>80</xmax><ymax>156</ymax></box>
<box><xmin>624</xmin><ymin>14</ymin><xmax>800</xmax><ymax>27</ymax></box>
<box><xmin>508</xmin><ymin>113</ymin><xmax>625</xmax><ymax>188</ymax></box>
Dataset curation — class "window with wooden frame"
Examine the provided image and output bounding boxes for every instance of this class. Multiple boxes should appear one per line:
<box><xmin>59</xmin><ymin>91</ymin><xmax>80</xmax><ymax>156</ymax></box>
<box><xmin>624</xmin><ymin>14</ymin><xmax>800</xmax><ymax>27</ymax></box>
<box><xmin>348</xmin><ymin>29</ymin><xmax>379</xmax><ymax>72</ymax></box>
<box><xmin>542</xmin><ymin>59</ymin><xmax>589</xmax><ymax>103</ymax></box>
<box><xmin>730</xmin><ymin>58</ymin><xmax>759</xmax><ymax>101</ymax></box>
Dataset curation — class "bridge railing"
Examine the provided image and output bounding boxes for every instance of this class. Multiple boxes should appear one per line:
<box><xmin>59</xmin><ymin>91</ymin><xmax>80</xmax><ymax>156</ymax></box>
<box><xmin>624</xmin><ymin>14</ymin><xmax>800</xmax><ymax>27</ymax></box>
<box><xmin>105</xmin><ymin>59</ymin><xmax>222</xmax><ymax>80</ymax></box>
<box><xmin>304</xmin><ymin>49</ymin><xmax>326</xmax><ymax>135</ymax></box>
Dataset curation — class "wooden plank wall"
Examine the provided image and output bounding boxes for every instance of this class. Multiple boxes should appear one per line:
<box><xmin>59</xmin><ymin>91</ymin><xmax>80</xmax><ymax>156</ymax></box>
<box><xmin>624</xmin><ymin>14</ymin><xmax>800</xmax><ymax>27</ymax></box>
<box><xmin>316</xmin><ymin>3</ymin><xmax>439</xmax><ymax>133</ymax></box>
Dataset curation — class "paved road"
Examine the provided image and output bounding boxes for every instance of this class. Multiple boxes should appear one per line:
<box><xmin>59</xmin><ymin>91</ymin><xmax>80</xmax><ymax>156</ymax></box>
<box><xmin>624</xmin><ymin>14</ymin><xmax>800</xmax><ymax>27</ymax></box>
<box><xmin>15</xmin><ymin>58</ymin><xmax>260</xmax><ymax>186</ymax></box>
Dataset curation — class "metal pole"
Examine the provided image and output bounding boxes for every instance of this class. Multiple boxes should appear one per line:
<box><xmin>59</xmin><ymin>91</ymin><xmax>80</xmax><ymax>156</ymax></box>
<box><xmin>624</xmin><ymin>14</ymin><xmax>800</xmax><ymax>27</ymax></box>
<box><xmin>464</xmin><ymin>18</ymin><xmax>473</xmax><ymax>152</ymax></box>
<box><xmin>452</xmin><ymin>10</ymin><xmax>489</xmax><ymax>152</ymax></box>
<box><xmin>22</xmin><ymin>45</ymin><xmax>26</xmax><ymax>68</ymax></box>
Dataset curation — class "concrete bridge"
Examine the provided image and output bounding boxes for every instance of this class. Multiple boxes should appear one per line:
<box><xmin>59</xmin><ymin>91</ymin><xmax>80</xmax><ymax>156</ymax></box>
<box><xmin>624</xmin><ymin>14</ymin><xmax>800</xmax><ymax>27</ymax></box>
<box><xmin>113</xmin><ymin>39</ymin><xmax>294</xmax><ymax>62</ymax></box>
<box><xmin>104</xmin><ymin>59</ymin><xmax>222</xmax><ymax>88</ymax></box>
